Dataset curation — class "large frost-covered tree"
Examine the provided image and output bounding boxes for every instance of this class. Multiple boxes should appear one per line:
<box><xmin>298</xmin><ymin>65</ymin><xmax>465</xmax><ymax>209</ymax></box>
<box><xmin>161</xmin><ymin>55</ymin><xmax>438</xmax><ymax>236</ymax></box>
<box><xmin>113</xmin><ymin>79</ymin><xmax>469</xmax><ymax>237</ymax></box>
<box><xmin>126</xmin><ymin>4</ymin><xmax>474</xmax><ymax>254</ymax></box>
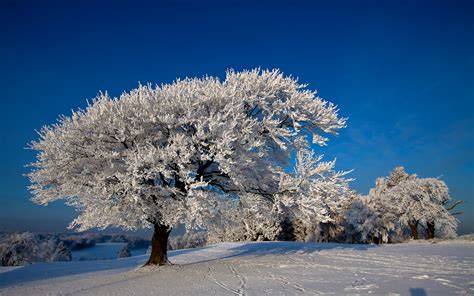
<box><xmin>28</xmin><ymin>69</ymin><xmax>346</xmax><ymax>265</ymax></box>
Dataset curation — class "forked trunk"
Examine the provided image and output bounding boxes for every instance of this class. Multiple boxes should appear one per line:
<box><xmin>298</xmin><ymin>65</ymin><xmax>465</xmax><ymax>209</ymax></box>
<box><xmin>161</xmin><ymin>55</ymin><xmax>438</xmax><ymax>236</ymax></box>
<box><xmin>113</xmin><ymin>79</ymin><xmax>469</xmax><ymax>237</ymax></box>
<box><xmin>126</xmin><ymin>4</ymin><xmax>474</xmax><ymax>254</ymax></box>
<box><xmin>409</xmin><ymin>221</ymin><xmax>419</xmax><ymax>240</ymax></box>
<box><xmin>426</xmin><ymin>221</ymin><xmax>435</xmax><ymax>239</ymax></box>
<box><xmin>145</xmin><ymin>223</ymin><xmax>171</xmax><ymax>266</ymax></box>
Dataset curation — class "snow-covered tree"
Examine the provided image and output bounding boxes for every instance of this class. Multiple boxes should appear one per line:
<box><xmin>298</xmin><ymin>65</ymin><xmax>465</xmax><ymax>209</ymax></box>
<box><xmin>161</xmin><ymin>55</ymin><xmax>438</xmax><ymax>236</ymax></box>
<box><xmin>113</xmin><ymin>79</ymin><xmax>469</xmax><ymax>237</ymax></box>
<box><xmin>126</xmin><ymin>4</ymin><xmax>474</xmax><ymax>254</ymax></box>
<box><xmin>207</xmin><ymin>194</ymin><xmax>284</xmax><ymax>243</ymax></box>
<box><xmin>343</xmin><ymin>193</ymin><xmax>399</xmax><ymax>244</ymax></box>
<box><xmin>362</xmin><ymin>167</ymin><xmax>458</xmax><ymax>241</ymax></box>
<box><xmin>51</xmin><ymin>241</ymin><xmax>72</xmax><ymax>261</ymax></box>
<box><xmin>28</xmin><ymin>69</ymin><xmax>346</xmax><ymax>265</ymax></box>
<box><xmin>208</xmin><ymin>137</ymin><xmax>353</xmax><ymax>244</ymax></box>
<box><xmin>168</xmin><ymin>231</ymin><xmax>207</xmax><ymax>250</ymax></box>
<box><xmin>117</xmin><ymin>244</ymin><xmax>131</xmax><ymax>258</ymax></box>
<box><xmin>276</xmin><ymin>138</ymin><xmax>352</xmax><ymax>241</ymax></box>
<box><xmin>344</xmin><ymin>195</ymin><xmax>375</xmax><ymax>243</ymax></box>
<box><xmin>389</xmin><ymin>177</ymin><xmax>458</xmax><ymax>239</ymax></box>
<box><xmin>435</xmin><ymin>199</ymin><xmax>463</xmax><ymax>239</ymax></box>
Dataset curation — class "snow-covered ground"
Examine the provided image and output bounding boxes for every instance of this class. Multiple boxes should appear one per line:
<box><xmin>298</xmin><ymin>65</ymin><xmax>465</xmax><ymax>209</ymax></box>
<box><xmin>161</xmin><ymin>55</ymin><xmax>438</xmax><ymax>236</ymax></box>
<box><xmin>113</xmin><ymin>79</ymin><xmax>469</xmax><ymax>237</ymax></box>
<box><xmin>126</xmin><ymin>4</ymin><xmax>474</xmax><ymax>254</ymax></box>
<box><xmin>0</xmin><ymin>240</ymin><xmax>473</xmax><ymax>295</ymax></box>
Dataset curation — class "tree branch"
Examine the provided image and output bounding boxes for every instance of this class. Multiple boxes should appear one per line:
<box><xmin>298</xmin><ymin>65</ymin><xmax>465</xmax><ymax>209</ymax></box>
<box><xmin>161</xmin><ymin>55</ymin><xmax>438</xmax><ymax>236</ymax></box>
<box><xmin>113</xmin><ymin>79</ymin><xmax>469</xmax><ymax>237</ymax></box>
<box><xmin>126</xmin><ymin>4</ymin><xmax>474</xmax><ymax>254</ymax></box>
<box><xmin>445</xmin><ymin>200</ymin><xmax>463</xmax><ymax>211</ymax></box>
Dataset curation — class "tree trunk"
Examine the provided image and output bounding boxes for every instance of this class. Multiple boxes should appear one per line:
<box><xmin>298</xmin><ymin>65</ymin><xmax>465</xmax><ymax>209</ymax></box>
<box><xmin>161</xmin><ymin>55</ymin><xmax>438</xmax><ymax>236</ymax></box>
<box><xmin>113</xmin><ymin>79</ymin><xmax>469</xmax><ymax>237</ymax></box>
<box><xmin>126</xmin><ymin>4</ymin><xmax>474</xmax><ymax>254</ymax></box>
<box><xmin>145</xmin><ymin>223</ymin><xmax>171</xmax><ymax>266</ymax></box>
<box><xmin>372</xmin><ymin>235</ymin><xmax>380</xmax><ymax>245</ymax></box>
<box><xmin>426</xmin><ymin>221</ymin><xmax>435</xmax><ymax>239</ymax></box>
<box><xmin>409</xmin><ymin>221</ymin><xmax>419</xmax><ymax>240</ymax></box>
<box><xmin>276</xmin><ymin>217</ymin><xmax>296</xmax><ymax>241</ymax></box>
<box><xmin>323</xmin><ymin>223</ymin><xmax>330</xmax><ymax>243</ymax></box>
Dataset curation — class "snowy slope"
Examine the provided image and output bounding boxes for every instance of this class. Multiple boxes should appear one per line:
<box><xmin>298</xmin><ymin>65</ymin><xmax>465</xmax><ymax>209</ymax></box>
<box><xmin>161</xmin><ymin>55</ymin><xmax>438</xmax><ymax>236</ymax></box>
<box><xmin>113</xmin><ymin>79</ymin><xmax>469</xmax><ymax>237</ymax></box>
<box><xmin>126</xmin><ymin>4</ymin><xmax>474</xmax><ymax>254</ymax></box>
<box><xmin>0</xmin><ymin>241</ymin><xmax>473</xmax><ymax>295</ymax></box>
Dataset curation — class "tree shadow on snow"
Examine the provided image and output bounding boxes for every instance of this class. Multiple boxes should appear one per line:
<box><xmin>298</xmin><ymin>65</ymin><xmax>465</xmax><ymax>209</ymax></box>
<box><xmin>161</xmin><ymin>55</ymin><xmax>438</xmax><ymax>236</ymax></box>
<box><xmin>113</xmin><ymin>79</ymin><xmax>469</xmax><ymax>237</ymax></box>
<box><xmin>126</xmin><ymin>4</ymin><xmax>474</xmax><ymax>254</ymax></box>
<box><xmin>170</xmin><ymin>241</ymin><xmax>379</xmax><ymax>266</ymax></box>
<box><xmin>0</xmin><ymin>242</ymin><xmax>378</xmax><ymax>288</ymax></box>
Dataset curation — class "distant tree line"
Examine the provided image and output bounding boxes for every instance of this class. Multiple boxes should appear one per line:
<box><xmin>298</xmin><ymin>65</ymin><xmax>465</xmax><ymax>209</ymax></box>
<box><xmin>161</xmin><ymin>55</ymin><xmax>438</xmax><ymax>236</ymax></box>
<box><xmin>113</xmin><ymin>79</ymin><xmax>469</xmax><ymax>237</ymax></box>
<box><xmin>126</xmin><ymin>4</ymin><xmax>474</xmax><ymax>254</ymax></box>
<box><xmin>0</xmin><ymin>232</ymin><xmax>150</xmax><ymax>266</ymax></box>
<box><xmin>207</xmin><ymin>166</ymin><xmax>460</xmax><ymax>245</ymax></box>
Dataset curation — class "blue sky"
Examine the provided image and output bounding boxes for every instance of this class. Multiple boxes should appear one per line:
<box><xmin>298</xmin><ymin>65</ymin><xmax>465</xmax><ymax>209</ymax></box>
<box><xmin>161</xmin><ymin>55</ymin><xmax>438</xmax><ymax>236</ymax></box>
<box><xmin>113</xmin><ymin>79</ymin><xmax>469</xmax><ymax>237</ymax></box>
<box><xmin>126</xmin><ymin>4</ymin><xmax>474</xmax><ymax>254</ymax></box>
<box><xmin>1</xmin><ymin>0</ymin><xmax>473</xmax><ymax>234</ymax></box>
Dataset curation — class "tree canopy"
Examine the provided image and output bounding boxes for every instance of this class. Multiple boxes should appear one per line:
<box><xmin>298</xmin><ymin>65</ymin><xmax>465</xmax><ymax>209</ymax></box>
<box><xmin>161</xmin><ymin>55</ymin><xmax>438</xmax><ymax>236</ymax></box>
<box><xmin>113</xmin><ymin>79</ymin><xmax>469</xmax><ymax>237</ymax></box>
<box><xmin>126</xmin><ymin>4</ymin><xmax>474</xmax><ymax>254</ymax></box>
<box><xmin>28</xmin><ymin>69</ymin><xmax>347</xmax><ymax>234</ymax></box>
<box><xmin>345</xmin><ymin>167</ymin><xmax>458</xmax><ymax>243</ymax></box>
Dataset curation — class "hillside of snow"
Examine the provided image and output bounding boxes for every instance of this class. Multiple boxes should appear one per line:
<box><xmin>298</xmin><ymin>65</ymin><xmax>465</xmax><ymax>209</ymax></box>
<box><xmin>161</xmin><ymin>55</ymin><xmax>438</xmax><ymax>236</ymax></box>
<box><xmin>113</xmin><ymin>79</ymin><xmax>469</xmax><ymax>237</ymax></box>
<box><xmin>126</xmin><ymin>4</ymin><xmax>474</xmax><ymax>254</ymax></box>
<box><xmin>1</xmin><ymin>240</ymin><xmax>473</xmax><ymax>295</ymax></box>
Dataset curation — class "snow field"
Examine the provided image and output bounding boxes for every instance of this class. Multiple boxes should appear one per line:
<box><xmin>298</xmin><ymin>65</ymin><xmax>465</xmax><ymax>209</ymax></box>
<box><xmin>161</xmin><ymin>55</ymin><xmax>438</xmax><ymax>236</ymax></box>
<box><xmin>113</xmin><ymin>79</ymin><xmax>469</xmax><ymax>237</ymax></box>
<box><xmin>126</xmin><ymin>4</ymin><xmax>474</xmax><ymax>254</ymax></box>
<box><xmin>1</xmin><ymin>240</ymin><xmax>473</xmax><ymax>295</ymax></box>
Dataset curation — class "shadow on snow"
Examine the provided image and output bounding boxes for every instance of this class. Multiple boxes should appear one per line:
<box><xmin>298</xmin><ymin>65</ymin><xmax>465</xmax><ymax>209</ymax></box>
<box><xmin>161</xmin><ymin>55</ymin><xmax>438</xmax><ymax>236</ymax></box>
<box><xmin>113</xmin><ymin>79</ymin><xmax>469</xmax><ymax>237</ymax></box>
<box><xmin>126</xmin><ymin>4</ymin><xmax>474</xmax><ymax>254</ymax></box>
<box><xmin>0</xmin><ymin>241</ymin><xmax>378</xmax><ymax>288</ymax></box>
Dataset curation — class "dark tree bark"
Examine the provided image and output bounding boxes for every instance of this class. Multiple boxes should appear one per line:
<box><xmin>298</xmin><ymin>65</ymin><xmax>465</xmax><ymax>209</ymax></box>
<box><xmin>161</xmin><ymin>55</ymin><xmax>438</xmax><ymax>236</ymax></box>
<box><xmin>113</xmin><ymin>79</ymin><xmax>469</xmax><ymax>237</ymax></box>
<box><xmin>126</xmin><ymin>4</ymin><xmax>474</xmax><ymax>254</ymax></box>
<box><xmin>426</xmin><ymin>221</ymin><xmax>435</xmax><ymax>239</ymax></box>
<box><xmin>372</xmin><ymin>235</ymin><xmax>381</xmax><ymax>245</ymax></box>
<box><xmin>276</xmin><ymin>217</ymin><xmax>296</xmax><ymax>241</ymax></box>
<box><xmin>408</xmin><ymin>220</ymin><xmax>419</xmax><ymax>240</ymax></box>
<box><xmin>145</xmin><ymin>223</ymin><xmax>171</xmax><ymax>266</ymax></box>
<box><xmin>322</xmin><ymin>223</ymin><xmax>330</xmax><ymax>243</ymax></box>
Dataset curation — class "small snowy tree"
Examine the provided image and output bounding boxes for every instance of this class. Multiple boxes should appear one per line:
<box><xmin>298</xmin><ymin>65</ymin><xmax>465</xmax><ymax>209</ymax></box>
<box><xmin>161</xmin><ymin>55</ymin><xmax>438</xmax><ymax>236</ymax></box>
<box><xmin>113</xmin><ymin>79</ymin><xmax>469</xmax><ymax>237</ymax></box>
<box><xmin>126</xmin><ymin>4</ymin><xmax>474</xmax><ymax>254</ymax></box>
<box><xmin>51</xmin><ymin>241</ymin><xmax>72</xmax><ymax>261</ymax></box>
<box><xmin>391</xmin><ymin>177</ymin><xmax>458</xmax><ymax>239</ymax></box>
<box><xmin>276</xmin><ymin>138</ymin><xmax>352</xmax><ymax>241</ymax></box>
<box><xmin>363</xmin><ymin>167</ymin><xmax>458</xmax><ymax>241</ymax></box>
<box><xmin>28</xmin><ymin>69</ymin><xmax>346</xmax><ymax>265</ymax></box>
<box><xmin>344</xmin><ymin>195</ymin><xmax>376</xmax><ymax>243</ymax></box>
<box><xmin>117</xmin><ymin>244</ymin><xmax>131</xmax><ymax>258</ymax></box>
<box><xmin>343</xmin><ymin>194</ymin><xmax>399</xmax><ymax>244</ymax></box>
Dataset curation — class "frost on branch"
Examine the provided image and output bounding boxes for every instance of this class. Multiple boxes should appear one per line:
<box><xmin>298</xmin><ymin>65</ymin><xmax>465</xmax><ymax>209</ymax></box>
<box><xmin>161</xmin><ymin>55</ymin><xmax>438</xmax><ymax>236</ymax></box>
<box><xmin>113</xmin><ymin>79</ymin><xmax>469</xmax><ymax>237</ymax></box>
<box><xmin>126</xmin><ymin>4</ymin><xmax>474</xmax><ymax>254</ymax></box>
<box><xmin>207</xmin><ymin>137</ymin><xmax>353</xmax><ymax>243</ymax></box>
<box><xmin>27</xmin><ymin>69</ymin><xmax>346</xmax><ymax>239</ymax></box>
<box><xmin>275</xmin><ymin>137</ymin><xmax>353</xmax><ymax>241</ymax></box>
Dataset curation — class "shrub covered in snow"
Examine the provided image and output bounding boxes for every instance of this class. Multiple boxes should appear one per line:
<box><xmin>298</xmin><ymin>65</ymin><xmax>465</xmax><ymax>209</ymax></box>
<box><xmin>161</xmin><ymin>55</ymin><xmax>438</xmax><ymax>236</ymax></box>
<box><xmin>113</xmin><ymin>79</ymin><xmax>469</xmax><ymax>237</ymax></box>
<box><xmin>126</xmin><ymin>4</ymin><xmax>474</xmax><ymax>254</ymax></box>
<box><xmin>168</xmin><ymin>231</ymin><xmax>208</xmax><ymax>250</ymax></box>
<box><xmin>60</xmin><ymin>234</ymin><xmax>96</xmax><ymax>251</ymax></box>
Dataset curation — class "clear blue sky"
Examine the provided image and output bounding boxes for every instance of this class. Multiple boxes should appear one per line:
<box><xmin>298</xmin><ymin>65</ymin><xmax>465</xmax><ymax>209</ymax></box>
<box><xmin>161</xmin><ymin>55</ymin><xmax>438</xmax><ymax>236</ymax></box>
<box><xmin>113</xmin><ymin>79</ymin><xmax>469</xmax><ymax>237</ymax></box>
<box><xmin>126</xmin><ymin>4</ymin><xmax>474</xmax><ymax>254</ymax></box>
<box><xmin>1</xmin><ymin>0</ymin><xmax>473</xmax><ymax>234</ymax></box>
